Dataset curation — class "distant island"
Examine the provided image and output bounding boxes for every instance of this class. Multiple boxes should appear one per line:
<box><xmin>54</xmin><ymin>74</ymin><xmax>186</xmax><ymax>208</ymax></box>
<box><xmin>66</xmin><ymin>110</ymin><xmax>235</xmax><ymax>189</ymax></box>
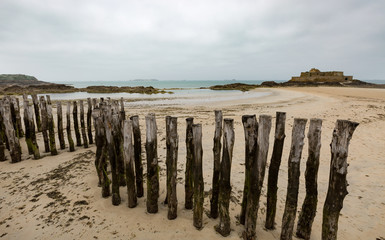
<box><xmin>130</xmin><ymin>79</ymin><xmax>159</xmax><ymax>81</ymax></box>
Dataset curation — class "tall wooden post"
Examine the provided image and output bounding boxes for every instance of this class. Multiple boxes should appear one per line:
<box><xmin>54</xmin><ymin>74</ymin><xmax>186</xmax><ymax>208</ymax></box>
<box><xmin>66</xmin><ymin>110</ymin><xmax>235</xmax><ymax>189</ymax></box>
<box><xmin>211</xmin><ymin>110</ymin><xmax>222</xmax><ymax>219</ymax></box>
<box><xmin>192</xmin><ymin>123</ymin><xmax>204</xmax><ymax>230</ymax></box>
<box><xmin>0</xmin><ymin>105</ymin><xmax>5</xmax><ymax>162</ymax></box>
<box><xmin>1</xmin><ymin>101</ymin><xmax>22</xmax><ymax>163</ymax></box>
<box><xmin>243</xmin><ymin>115</ymin><xmax>272</xmax><ymax>240</ymax></box>
<box><xmin>130</xmin><ymin>115</ymin><xmax>143</xmax><ymax>198</ymax></box>
<box><xmin>215</xmin><ymin>118</ymin><xmax>235</xmax><ymax>237</ymax></box>
<box><xmin>73</xmin><ymin>101</ymin><xmax>82</xmax><ymax>146</ymax></box>
<box><xmin>46</xmin><ymin>98</ymin><xmax>58</xmax><ymax>156</ymax></box>
<box><xmin>23</xmin><ymin>99</ymin><xmax>33</xmax><ymax>155</ymax></box>
<box><xmin>79</xmin><ymin>100</ymin><xmax>89</xmax><ymax>148</ymax></box>
<box><xmin>164</xmin><ymin>116</ymin><xmax>171</xmax><ymax>205</ymax></box>
<box><xmin>185</xmin><ymin>117</ymin><xmax>194</xmax><ymax>209</ymax></box>
<box><xmin>296</xmin><ymin>119</ymin><xmax>322</xmax><ymax>239</ymax></box>
<box><xmin>123</xmin><ymin>119</ymin><xmax>137</xmax><ymax>208</ymax></box>
<box><xmin>322</xmin><ymin>120</ymin><xmax>358</xmax><ymax>240</ymax></box>
<box><xmin>66</xmin><ymin>102</ymin><xmax>75</xmax><ymax>152</ymax></box>
<box><xmin>10</xmin><ymin>97</ymin><xmax>24</xmax><ymax>138</ymax></box>
<box><xmin>167</xmin><ymin>117</ymin><xmax>178</xmax><ymax>219</ymax></box>
<box><xmin>266</xmin><ymin>112</ymin><xmax>286</xmax><ymax>229</ymax></box>
<box><xmin>57</xmin><ymin>102</ymin><xmax>66</xmax><ymax>149</ymax></box>
<box><xmin>87</xmin><ymin>98</ymin><xmax>93</xmax><ymax>145</ymax></box>
<box><xmin>23</xmin><ymin>100</ymin><xmax>40</xmax><ymax>159</ymax></box>
<box><xmin>31</xmin><ymin>94</ymin><xmax>42</xmax><ymax>132</ymax></box>
<box><xmin>240</xmin><ymin>115</ymin><xmax>258</xmax><ymax>225</ymax></box>
<box><xmin>280</xmin><ymin>118</ymin><xmax>307</xmax><ymax>240</ymax></box>
<box><xmin>146</xmin><ymin>113</ymin><xmax>159</xmax><ymax>213</ymax></box>
<box><xmin>119</xmin><ymin>97</ymin><xmax>125</xmax><ymax>123</ymax></box>
<box><xmin>39</xmin><ymin>96</ymin><xmax>50</xmax><ymax>153</ymax></box>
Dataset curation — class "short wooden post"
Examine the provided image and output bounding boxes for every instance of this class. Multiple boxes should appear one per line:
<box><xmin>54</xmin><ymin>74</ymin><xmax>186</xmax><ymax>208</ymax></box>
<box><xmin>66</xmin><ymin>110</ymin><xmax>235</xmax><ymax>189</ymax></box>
<box><xmin>87</xmin><ymin>98</ymin><xmax>93</xmax><ymax>145</ymax></box>
<box><xmin>79</xmin><ymin>100</ymin><xmax>89</xmax><ymax>148</ymax></box>
<box><xmin>322</xmin><ymin>120</ymin><xmax>358</xmax><ymax>240</ymax></box>
<box><xmin>57</xmin><ymin>102</ymin><xmax>66</xmax><ymax>149</ymax></box>
<box><xmin>215</xmin><ymin>118</ymin><xmax>235</xmax><ymax>237</ymax></box>
<box><xmin>31</xmin><ymin>94</ymin><xmax>42</xmax><ymax>132</ymax></box>
<box><xmin>119</xmin><ymin>97</ymin><xmax>125</xmax><ymax>123</ymax></box>
<box><xmin>266</xmin><ymin>112</ymin><xmax>286</xmax><ymax>229</ymax></box>
<box><xmin>192</xmin><ymin>123</ymin><xmax>204</xmax><ymax>229</ymax></box>
<box><xmin>211</xmin><ymin>110</ymin><xmax>222</xmax><ymax>219</ymax></box>
<box><xmin>10</xmin><ymin>97</ymin><xmax>24</xmax><ymax>138</ymax></box>
<box><xmin>73</xmin><ymin>101</ymin><xmax>82</xmax><ymax>146</ymax></box>
<box><xmin>66</xmin><ymin>102</ymin><xmax>75</xmax><ymax>152</ymax></box>
<box><xmin>1</xmin><ymin>101</ymin><xmax>22</xmax><ymax>163</ymax></box>
<box><xmin>23</xmin><ymin>100</ymin><xmax>40</xmax><ymax>159</ymax></box>
<box><xmin>105</xmin><ymin>113</ymin><xmax>121</xmax><ymax>206</ymax></box>
<box><xmin>92</xmin><ymin>98</ymin><xmax>97</xmax><ymax>109</ymax></box>
<box><xmin>39</xmin><ymin>96</ymin><xmax>50</xmax><ymax>153</ymax></box>
<box><xmin>280</xmin><ymin>118</ymin><xmax>307</xmax><ymax>240</ymax></box>
<box><xmin>296</xmin><ymin>119</ymin><xmax>322</xmax><ymax>239</ymax></box>
<box><xmin>123</xmin><ymin>119</ymin><xmax>137</xmax><ymax>208</ymax></box>
<box><xmin>46</xmin><ymin>95</ymin><xmax>51</xmax><ymax>105</ymax></box>
<box><xmin>240</xmin><ymin>115</ymin><xmax>258</xmax><ymax>225</ymax></box>
<box><xmin>130</xmin><ymin>115</ymin><xmax>143</xmax><ymax>198</ymax></box>
<box><xmin>145</xmin><ymin>113</ymin><xmax>159</xmax><ymax>213</ymax></box>
<box><xmin>185</xmin><ymin>117</ymin><xmax>194</xmax><ymax>209</ymax></box>
<box><xmin>46</xmin><ymin>98</ymin><xmax>58</xmax><ymax>155</ymax></box>
<box><xmin>243</xmin><ymin>115</ymin><xmax>272</xmax><ymax>240</ymax></box>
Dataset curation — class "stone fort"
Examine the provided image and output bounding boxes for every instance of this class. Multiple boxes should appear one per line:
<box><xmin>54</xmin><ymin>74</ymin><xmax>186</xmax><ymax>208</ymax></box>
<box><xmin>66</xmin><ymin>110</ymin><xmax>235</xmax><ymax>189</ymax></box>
<box><xmin>290</xmin><ymin>68</ymin><xmax>353</xmax><ymax>82</ymax></box>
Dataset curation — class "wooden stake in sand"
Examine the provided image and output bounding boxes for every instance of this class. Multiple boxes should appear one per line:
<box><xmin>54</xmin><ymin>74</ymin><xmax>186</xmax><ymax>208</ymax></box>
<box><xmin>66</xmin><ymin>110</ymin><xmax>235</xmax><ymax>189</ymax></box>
<box><xmin>23</xmin><ymin>100</ymin><xmax>40</xmax><ymax>159</ymax></box>
<box><xmin>123</xmin><ymin>119</ymin><xmax>137</xmax><ymax>208</ymax></box>
<box><xmin>46</xmin><ymin>97</ymin><xmax>58</xmax><ymax>156</ymax></box>
<box><xmin>164</xmin><ymin>116</ymin><xmax>171</xmax><ymax>205</ymax></box>
<box><xmin>210</xmin><ymin>110</ymin><xmax>222</xmax><ymax>219</ymax></box>
<box><xmin>192</xmin><ymin>123</ymin><xmax>204</xmax><ymax>230</ymax></box>
<box><xmin>10</xmin><ymin>97</ymin><xmax>24</xmax><ymax>138</ymax></box>
<box><xmin>322</xmin><ymin>120</ymin><xmax>358</xmax><ymax>240</ymax></box>
<box><xmin>0</xmin><ymin>105</ymin><xmax>6</xmax><ymax>162</ymax></box>
<box><xmin>167</xmin><ymin>117</ymin><xmax>178</xmax><ymax>220</ymax></box>
<box><xmin>266</xmin><ymin>112</ymin><xmax>286</xmax><ymax>229</ymax></box>
<box><xmin>215</xmin><ymin>118</ymin><xmax>235</xmax><ymax>237</ymax></box>
<box><xmin>66</xmin><ymin>102</ymin><xmax>75</xmax><ymax>152</ymax></box>
<box><xmin>240</xmin><ymin>115</ymin><xmax>258</xmax><ymax>225</ymax></box>
<box><xmin>57</xmin><ymin>102</ymin><xmax>66</xmax><ymax>150</ymax></box>
<box><xmin>31</xmin><ymin>94</ymin><xmax>42</xmax><ymax>132</ymax></box>
<box><xmin>130</xmin><ymin>115</ymin><xmax>143</xmax><ymax>198</ymax></box>
<box><xmin>1</xmin><ymin>101</ymin><xmax>22</xmax><ymax>163</ymax></box>
<box><xmin>79</xmin><ymin>100</ymin><xmax>89</xmax><ymax>148</ymax></box>
<box><xmin>280</xmin><ymin>118</ymin><xmax>307</xmax><ymax>240</ymax></box>
<box><xmin>296</xmin><ymin>118</ymin><xmax>322</xmax><ymax>239</ymax></box>
<box><xmin>87</xmin><ymin>98</ymin><xmax>93</xmax><ymax>145</ymax></box>
<box><xmin>39</xmin><ymin>96</ymin><xmax>50</xmax><ymax>153</ymax></box>
<box><xmin>119</xmin><ymin>97</ymin><xmax>125</xmax><ymax>123</ymax></box>
<box><xmin>185</xmin><ymin>117</ymin><xmax>194</xmax><ymax>209</ymax></box>
<box><xmin>145</xmin><ymin>113</ymin><xmax>159</xmax><ymax>213</ymax></box>
<box><xmin>73</xmin><ymin>101</ymin><xmax>82</xmax><ymax>147</ymax></box>
<box><xmin>243</xmin><ymin>115</ymin><xmax>272</xmax><ymax>240</ymax></box>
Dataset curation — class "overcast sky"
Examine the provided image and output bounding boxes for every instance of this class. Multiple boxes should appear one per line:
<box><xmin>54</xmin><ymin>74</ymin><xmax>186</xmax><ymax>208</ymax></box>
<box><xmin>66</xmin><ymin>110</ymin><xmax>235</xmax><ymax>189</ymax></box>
<box><xmin>0</xmin><ymin>0</ymin><xmax>384</xmax><ymax>82</ymax></box>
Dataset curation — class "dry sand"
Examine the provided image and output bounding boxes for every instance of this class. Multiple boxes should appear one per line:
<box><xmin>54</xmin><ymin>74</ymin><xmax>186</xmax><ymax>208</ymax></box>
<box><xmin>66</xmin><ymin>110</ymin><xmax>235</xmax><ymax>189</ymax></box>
<box><xmin>0</xmin><ymin>87</ymin><xmax>384</xmax><ymax>239</ymax></box>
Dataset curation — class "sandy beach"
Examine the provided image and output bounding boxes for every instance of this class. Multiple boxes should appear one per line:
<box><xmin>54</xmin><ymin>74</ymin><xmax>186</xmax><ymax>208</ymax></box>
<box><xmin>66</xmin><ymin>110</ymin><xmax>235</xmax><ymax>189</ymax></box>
<box><xmin>1</xmin><ymin>86</ymin><xmax>384</xmax><ymax>240</ymax></box>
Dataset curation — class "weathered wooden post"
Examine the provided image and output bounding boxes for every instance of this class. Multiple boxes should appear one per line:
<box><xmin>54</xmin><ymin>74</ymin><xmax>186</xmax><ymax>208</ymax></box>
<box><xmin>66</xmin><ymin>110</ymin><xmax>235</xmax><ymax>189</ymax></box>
<box><xmin>167</xmin><ymin>117</ymin><xmax>178</xmax><ymax>219</ymax></box>
<box><xmin>130</xmin><ymin>115</ymin><xmax>143</xmax><ymax>198</ymax></box>
<box><xmin>92</xmin><ymin>98</ymin><xmax>97</xmax><ymax>109</ymax></box>
<box><xmin>164</xmin><ymin>116</ymin><xmax>171</xmax><ymax>205</ymax></box>
<box><xmin>79</xmin><ymin>100</ymin><xmax>89</xmax><ymax>148</ymax></box>
<box><xmin>146</xmin><ymin>113</ymin><xmax>159</xmax><ymax>213</ymax></box>
<box><xmin>322</xmin><ymin>120</ymin><xmax>358</xmax><ymax>240</ymax></box>
<box><xmin>123</xmin><ymin>119</ymin><xmax>137</xmax><ymax>208</ymax></box>
<box><xmin>57</xmin><ymin>102</ymin><xmax>66</xmax><ymax>149</ymax></box>
<box><xmin>31</xmin><ymin>94</ymin><xmax>42</xmax><ymax>132</ymax></box>
<box><xmin>243</xmin><ymin>115</ymin><xmax>272</xmax><ymax>240</ymax></box>
<box><xmin>192</xmin><ymin>123</ymin><xmax>204</xmax><ymax>229</ymax></box>
<box><xmin>266</xmin><ymin>112</ymin><xmax>286</xmax><ymax>229</ymax></box>
<box><xmin>23</xmin><ymin>100</ymin><xmax>40</xmax><ymax>159</ymax></box>
<box><xmin>105</xmin><ymin>112</ymin><xmax>121</xmax><ymax>206</ymax></box>
<box><xmin>240</xmin><ymin>115</ymin><xmax>258</xmax><ymax>225</ymax></box>
<box><xmin>1</xmin><ymin>101</ymin><xmax>22</xmax><ymax>163</ymax></box>
<box><xmin>10</xmin><ymin>97</ymin><xmax>24</xmax><ymax>138</ymax></box>
<box><xmin>296</xmin><ymin>119</ymin><xmax>322</xmax><ymax>239</ymax></box>
<box><xmin>39</xmin><ymin>96</ymin><xmax>50</xmax><ymax>153</ymax></box>
<box><xmin>119</xmin><ymin>97</ymin><xmax>125</xmax><ymax>123</ymax></box>
<box><xmin>46</xmin><ymin>97</ymin><xmax>58</xmax><ymax>156</ymax></box>
<box><xmin>46</xmin><ymin>95</ymin><xmax>51</xmax><ymax>105</ymax></box>
<box><xmin>280</xmin><ymin>118</ymin><xmax>307</xmax><ymax>240</ymax></box>
<box><xmin>185</xmin><ymin>117</ymin><xmax>194</xmax><ymax>209</ymax></box>
<box><xmin>211</xmin><ymin>110</ymin><xmax>222</xmax><ymax>219</ymax></box>
<box><xmin>87</xmin><ymin>98</ymin><xmax>93</xmax><ymax>145</ymax></box>
<box><xmin>66</xmin><ymin>102</ymin><xmax>75</xmax><ymax>152</ymax></box>
<box><xmin>112</xmin><ymin>112</ymin><xmax>126</xmax><ymax>187</ymax></box>
<box><xmin>0</xmin><ymin>106</ymin><xmax>5</xmax><ymax>162</ymax></box>
<box><xmin>215</xmin><ymin>118</ymin><xmax>235</xmax><ymax>237</ymax></box>
<box><xmin>73</xmin><ymin>101</ymin><xmax>82</xmax><ymax>146</ymax></box>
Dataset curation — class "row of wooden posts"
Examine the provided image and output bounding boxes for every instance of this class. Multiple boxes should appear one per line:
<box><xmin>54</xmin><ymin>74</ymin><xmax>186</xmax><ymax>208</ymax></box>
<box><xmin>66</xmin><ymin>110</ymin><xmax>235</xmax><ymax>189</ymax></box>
<box><xmin>0</xmin><ymin>94</ymin><xmax>358</xmax><ymax>240</ymax></box>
